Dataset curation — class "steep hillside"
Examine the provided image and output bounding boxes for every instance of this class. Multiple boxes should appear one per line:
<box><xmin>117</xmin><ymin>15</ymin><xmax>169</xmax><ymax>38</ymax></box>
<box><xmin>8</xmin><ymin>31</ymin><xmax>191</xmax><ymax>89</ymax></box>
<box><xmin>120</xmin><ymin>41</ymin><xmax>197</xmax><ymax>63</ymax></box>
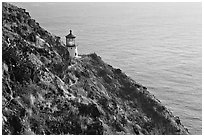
<box><xmin>2</xmin><ymin>2</ymin><xmax>189</xmax><ymax>135</ymax></box>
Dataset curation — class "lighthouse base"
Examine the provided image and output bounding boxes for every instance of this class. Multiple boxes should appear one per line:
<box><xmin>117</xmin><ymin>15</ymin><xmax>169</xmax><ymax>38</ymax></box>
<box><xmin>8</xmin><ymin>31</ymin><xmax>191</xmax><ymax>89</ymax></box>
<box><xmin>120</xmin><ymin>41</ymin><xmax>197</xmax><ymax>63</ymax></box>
<box><xmin>68</xmin><ymin>46</ymin><xmax>78</xmax><ymax>58</ymax></box>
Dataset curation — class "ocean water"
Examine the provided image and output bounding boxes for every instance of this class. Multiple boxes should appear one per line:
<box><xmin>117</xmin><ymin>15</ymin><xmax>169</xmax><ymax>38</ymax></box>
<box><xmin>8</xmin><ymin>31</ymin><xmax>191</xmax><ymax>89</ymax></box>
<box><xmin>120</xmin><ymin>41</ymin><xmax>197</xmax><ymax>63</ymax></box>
<box><xmin>12</xmin><ymin>2</ymin><xmax>202</xmax><ymax>134</ymax></box>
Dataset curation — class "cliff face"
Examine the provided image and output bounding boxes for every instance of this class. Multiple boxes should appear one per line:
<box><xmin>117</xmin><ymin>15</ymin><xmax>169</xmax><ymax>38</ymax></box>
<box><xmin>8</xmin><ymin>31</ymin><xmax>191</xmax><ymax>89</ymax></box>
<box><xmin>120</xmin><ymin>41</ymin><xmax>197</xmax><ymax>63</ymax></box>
<box><xmin>2</xmin><ymin>3</ymin><xmax>189</xmax><ymax>135</ymax></box>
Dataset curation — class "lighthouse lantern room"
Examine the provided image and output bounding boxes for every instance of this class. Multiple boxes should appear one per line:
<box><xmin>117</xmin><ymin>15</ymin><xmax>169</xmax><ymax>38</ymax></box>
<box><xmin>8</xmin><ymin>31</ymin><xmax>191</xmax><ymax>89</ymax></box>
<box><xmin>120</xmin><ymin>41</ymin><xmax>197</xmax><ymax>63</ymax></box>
<box><xmin>65</xmin><ymin>30</ymin><xmax>78</xmax><ymax>58</ymax></box>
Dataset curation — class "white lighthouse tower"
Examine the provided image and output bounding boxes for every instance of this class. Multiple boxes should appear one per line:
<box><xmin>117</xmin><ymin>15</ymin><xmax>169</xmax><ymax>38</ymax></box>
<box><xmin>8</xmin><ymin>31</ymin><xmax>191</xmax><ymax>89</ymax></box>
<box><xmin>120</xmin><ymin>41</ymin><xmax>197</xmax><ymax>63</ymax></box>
<box><xmin>65</xmin><ymin>30</ymin><xmax>78</xmax><ymax>58</ymax></box>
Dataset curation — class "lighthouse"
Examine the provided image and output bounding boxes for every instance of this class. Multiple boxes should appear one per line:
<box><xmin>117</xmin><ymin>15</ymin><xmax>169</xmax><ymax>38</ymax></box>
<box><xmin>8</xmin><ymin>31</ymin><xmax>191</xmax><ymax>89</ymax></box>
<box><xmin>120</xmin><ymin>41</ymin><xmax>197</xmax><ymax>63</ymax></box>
<box><xmin>65</xmin><ymin>30</ymin><xmax>78</xmax><ymax>58</ymax></box>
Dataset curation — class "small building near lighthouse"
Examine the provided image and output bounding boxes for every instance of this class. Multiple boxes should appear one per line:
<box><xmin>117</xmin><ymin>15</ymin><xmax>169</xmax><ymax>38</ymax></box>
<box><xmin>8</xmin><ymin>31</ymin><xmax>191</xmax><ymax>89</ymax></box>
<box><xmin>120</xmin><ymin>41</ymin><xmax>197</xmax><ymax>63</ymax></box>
<box><xmin>65</xmin><ymin>30</ymin><xmax>78</xmax><ymax>58</ymax></box>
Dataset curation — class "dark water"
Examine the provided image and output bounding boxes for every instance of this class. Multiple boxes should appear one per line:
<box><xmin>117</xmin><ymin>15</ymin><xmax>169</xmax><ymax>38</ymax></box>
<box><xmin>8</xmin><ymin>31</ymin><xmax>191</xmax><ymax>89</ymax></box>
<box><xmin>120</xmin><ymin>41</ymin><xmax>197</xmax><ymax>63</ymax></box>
<box><xmin>12</xmin><ymin>2</ymin><xmax>202</xmax><ymax>134</ymax></box>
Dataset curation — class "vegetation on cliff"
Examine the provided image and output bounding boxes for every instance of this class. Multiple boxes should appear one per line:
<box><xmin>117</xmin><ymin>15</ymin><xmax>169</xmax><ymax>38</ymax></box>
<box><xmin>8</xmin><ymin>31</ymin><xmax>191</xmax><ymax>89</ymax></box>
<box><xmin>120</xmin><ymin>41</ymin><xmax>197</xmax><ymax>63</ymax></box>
<box><xmin>2</xmin><ymin>2</ymin><xmax>189</xmax><ymax>135</ymax></box>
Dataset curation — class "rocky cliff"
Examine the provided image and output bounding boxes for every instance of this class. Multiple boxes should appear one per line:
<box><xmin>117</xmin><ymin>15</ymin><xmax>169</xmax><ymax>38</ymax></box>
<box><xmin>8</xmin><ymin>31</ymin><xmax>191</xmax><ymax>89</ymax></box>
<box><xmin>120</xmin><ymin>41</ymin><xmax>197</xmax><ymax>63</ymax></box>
<box><xmin>2</xmin><ymin>2</ymin><xmax>189</xmax><ymax>135</ymax></box>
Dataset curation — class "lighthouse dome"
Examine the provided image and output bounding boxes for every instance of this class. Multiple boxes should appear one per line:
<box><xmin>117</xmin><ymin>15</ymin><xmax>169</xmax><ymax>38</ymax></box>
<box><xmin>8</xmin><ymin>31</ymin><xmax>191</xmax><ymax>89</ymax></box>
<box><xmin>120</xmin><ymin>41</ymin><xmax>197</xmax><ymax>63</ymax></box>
<box><xmin>66</xmin><ymin>30</ymin><xmax>76</xmax><ymax>39</ymax></box>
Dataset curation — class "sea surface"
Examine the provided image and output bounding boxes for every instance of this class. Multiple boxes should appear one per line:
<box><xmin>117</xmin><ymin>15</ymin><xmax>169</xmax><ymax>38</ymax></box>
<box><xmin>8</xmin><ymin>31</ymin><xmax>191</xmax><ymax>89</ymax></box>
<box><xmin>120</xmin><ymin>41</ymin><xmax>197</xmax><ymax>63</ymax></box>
<box><xmin>12</xmin><ymin>2</ymin><xmax>202</xmax><ymax>134</ymax></box>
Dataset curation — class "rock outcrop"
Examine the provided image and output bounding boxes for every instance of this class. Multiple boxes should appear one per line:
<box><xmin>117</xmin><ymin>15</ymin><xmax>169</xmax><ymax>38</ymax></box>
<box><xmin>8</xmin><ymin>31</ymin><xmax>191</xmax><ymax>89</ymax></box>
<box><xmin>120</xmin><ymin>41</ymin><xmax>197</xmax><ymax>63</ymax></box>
<box><xmin>2</xmin><ymin>2</ymin><xmax>189</xmax><ymax>135</ymax></box>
